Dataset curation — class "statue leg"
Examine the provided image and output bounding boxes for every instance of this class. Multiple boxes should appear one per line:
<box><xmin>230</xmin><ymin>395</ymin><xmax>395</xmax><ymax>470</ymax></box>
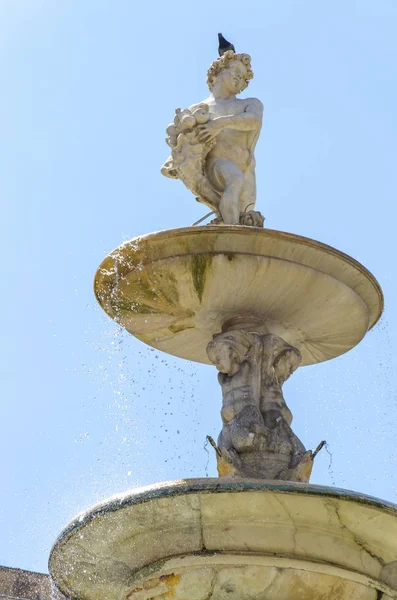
<box><xmin>239</xmin><ymin>166</ymin><xmax>256</xmax><ymax>213</ymax></box>
<box><xmin>206</xmin><ymin>158</ymin><xmax>244</xmax><ymax>224</ymax></box>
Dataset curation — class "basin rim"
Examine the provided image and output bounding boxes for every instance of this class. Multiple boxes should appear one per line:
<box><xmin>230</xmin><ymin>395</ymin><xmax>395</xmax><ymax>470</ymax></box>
<box><xmin>49</xmin><ymin>477</ymin><xmax>397</xmax><ymax>561</ymax></box>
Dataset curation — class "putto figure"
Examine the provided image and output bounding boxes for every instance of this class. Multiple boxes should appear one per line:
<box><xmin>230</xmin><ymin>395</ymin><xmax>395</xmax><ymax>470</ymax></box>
<box><xmin>206</xmin><ymin>329</ymin><xmax>315</xmax><ymax>481</ymax></box>
<box><xmin>161</xmin><ymin>42</ymin><xmax>264</xmax><ymax>227</ymax></box>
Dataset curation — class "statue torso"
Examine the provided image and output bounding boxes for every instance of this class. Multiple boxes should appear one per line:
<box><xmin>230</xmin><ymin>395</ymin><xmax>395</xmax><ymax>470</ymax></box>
<box><xmin>192</xmin><ymin>96</ymin><xmax>260</xmax><ymax>171</ymax></box>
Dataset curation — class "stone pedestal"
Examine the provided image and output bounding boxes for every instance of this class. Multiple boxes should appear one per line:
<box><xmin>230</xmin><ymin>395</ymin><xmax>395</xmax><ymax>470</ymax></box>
<box><xmin>49</xmin><ymin>479</ymin><xmax>397</xmax><ymax>600</ymax></box>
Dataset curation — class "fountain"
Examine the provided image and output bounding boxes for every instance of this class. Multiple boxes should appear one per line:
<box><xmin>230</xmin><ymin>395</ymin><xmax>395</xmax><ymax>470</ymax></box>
<box><xmin>48</xmin><ymin>38</ymin><xmax>397</xmax><ymax>600</ymax></box>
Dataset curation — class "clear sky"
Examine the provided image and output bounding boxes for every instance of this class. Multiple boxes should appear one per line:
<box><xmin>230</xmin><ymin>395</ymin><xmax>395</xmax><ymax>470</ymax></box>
<box><xmin>1</xmin><ymin>0</ymin><xmax>396</xmax><ymax>575</ymax></box>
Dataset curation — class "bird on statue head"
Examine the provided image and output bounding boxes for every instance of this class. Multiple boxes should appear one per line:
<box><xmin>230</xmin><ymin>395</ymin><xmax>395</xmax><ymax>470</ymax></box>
<box><xmin>218</xmin><ymin>33</ymin><xmax>235</xmax><ymax>56</ymax></box>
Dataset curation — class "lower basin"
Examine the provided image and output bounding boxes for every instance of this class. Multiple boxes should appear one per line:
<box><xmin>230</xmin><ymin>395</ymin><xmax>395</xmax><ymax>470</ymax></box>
<box><xmin>49</xmin><ymin>479</ymin><xmax>397</xmax><ymax>600</ymax></box>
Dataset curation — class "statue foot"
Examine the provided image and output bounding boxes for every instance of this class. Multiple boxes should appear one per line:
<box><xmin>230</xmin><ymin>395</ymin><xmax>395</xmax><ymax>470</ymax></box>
<box><xmin>208</xmin><ymin>214</ymin><xmax>223</xmax><ymax>225</ymax></box>
<box><xmin>207</xmin><ymin>210</ymin><xmax>265</xmax><ymax>227</ymax></box>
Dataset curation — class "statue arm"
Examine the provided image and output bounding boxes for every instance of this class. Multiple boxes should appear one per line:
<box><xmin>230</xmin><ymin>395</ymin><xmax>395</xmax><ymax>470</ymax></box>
<box><xmin>197</xmin><ymin>99</ymin><xmax>263</xmax><ymax>143</ymax></box>
<box><xmin>213</xmin><ymin>99</ymin><xmax>263</xmax><ymax>131</ymax></box>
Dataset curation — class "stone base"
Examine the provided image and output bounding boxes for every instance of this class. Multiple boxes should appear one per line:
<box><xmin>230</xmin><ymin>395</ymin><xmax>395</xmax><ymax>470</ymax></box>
<box><xmin>49</xmin><ymin>479</ymin><xmax>397</xmax><ymax>600</ymax></box>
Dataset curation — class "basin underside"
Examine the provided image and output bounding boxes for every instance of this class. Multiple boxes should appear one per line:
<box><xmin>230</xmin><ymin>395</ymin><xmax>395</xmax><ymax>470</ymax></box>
<box><xmin>94</xmin><ymin>226</ymin><xmax>383</xmax><ymax>366</ymax></box>
<box><xmin>49</xmin><ymin>479</ymin><xmax>397</xmax><ymax>600</ymax></box>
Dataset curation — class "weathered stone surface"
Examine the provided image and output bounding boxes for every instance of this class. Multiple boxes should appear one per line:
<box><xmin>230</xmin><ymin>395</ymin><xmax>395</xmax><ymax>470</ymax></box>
<box><xmin>94</xmin><ymin>226</ymin><xmax>383</xmax><ymax>366</ymax></box>
<box><xmin>0</xmin><ymin>565</ymin><xmax>65</xmax><ymax>600</ymax></box>
<box><xmin>49</xmin><ymin>479</ymin><xmax>397</xmax><ymax>600</ymax></box>
<box><xmin>126</xmin><ymin>559</ymin><xmax>389</xmax><ymax>600</ymax></box>
<box><xmin>161</xmin><ymin>50</ymin><xmax>263</xmax><ymax>226</ymax></box>
<box><xmin>206</xmin><ymin>329</ymin><xmax>314</xmax><ymax>481</ymax></box>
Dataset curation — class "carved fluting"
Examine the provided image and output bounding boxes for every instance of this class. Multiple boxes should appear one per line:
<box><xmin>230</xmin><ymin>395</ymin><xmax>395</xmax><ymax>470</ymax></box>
<box><xmin>161</xmin><ymin>50</ymin><xmax>264</xmax><ymax>227</ymax></box>
<box><xmin>206</xmin><ymin>330</ymin><xmax>314</xmax><ymax>482</ymax></box>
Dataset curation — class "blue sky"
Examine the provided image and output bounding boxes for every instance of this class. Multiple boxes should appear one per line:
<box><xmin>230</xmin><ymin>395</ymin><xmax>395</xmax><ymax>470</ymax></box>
<box><xmin>1</xmin><ymin>0</ymin><xmax>397</xmax><ymax>574</ymax></box>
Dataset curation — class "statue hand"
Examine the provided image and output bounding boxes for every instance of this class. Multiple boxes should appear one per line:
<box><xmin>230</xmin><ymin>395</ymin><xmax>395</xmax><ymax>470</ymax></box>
<box><xmin>197</xmin><ymin>119</ymin><xmax>223</xmax><ymax>143</ymax></box>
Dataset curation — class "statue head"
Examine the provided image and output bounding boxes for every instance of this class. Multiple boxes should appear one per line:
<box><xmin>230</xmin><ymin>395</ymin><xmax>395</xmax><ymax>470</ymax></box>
<box><xmin>267</xmin><ymin>336</ymin><xmax>301</xmax><ymax>383</ymax></box>
<box><xmin>207</xmin><ymin>50</ymin><xmax>254</xmax><ymax>94</ymax></box>
<box><xmin>207</xmin><ymin>330</ymin><xmax>252</xmax><ymax>376</ymax></box>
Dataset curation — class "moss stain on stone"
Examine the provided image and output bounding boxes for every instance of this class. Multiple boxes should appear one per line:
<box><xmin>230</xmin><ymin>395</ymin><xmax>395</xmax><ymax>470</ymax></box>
<box><xmin>114</xmin><ymin>300</ymin><xmax>160</xmax><ymax>315</ymax></box>
<box><xmin>169</xmin><ymin>323</ymin><xmax>195</xmax><ymax>334</ymax></box>
<box><xmin>114</xmin><ymin>269</ymin><xmax>180</xmax><ymax>316</ymax></box>
<box><xmin>190</xmin><ymin>254</ymin><xmax>212</xmax><ymax>303</ymax></box>
<box><xmin>154</xmin><ymin>270</ymin><xmax>179</xmax><ymax>306</ymax></box>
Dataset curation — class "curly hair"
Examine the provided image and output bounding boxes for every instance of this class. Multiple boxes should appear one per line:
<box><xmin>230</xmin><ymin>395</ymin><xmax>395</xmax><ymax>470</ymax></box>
<box><xmin>207</xmin><ymin>330</ymin><xmax>253</xmax><ymax>365</ymax></box>
<box><xmin>206</xmin><ymin>50</ymin><xmax>254</xmax><ymax>92</ymax></box>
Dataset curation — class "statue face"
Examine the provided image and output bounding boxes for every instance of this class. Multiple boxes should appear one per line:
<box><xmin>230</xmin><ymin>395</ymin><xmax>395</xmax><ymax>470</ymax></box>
<box><xmin>273</xmin><ymin>348</ymin><xmax>301</xmax><ymax>383</ymax></box>
<box><xmin>218</xmin><ymin>60</ymin><xmax>247</xmax><ymax>94</ymax></box>
<box><xmin>212</xmin><ymin>343</ymin><xmax>241</xmax><ymax>376</ymax></box>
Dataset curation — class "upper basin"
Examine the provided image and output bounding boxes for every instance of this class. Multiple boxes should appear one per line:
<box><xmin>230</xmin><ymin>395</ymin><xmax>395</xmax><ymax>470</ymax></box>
<box><xmin>94</xmin><ymin>226</ymin><xmax>383</xmax><ymax>366</ymax></box>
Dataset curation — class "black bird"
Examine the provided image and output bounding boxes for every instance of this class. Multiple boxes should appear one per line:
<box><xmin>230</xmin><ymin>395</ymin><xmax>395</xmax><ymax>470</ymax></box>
<box><xmin>218</xmin><ymin>33</ymin><xmax>235</xmax><ymax>56</ymax></box>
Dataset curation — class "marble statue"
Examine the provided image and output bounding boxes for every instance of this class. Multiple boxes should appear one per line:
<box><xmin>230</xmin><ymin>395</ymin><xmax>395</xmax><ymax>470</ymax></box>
<box><xmin>206</xmin><ymin>330</ymin><xmax>315</xmax><ymax>481</ymax></box>
<box><xmin>161</xmin><ymin>49</ymin><xmax>264</xmax><ymax>227</ymax></box>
